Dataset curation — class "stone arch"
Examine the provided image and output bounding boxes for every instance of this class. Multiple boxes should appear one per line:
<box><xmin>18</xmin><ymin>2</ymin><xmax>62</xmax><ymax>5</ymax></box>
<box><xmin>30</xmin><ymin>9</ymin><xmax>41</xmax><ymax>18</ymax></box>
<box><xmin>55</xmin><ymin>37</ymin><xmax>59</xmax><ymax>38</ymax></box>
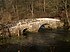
<box><xmin>38</xmin><ymin>23</ymin><xmax>49</xmax><ymax>32</ymax></box>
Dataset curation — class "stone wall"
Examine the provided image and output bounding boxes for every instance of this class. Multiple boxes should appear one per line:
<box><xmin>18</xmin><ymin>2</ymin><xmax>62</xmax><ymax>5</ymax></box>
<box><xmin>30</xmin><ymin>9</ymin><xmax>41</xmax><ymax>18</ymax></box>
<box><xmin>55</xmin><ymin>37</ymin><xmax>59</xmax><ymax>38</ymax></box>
<box><xmin>9</xmin><ymin>18</ymin><xmax>64</xmax><ymax>35</ymax></box>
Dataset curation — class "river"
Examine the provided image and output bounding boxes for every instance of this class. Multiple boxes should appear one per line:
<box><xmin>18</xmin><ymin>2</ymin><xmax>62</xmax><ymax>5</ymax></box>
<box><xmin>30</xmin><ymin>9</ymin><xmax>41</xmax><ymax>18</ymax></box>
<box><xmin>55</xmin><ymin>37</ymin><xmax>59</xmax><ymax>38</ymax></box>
<box><xmin>0</xmin><ymin>30</ymin><xmax>70</xmax><ymax>52</ymax></box>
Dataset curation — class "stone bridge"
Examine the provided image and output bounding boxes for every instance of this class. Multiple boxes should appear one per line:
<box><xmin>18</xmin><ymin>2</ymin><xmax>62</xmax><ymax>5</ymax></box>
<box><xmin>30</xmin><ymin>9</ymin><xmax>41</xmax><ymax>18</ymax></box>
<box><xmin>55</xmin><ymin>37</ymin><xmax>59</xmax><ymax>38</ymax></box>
<box><xmin>9</xmin><ymin>18</ymin><xmax>64</xmax><ymax>35</ymax></box>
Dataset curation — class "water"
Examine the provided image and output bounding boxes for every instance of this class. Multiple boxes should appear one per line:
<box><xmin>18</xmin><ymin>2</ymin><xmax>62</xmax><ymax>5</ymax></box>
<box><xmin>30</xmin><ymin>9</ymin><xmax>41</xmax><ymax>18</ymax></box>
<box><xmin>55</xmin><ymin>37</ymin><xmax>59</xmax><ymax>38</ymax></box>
<box><xmin>0</xmin><ymin>30</ymin><xmax>70</xmax><ymax>52</ymax></box>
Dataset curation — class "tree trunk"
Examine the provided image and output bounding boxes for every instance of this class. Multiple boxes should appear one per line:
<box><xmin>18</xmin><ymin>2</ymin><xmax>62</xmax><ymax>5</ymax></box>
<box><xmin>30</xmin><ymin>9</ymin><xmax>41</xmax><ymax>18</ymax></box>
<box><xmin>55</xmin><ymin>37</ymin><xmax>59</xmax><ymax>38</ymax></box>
<box><xmin>16</xmin><ymin>5</ymin><xmax>19</xmax><ymax>20</ymax></box>
<box><xmin>63</xmin><ymin>0</ymin><xmax>69</xmax><ymax>30</ymax></box>
<box><xmin>44</xmin><ymin>0</ymin><xmax>46</xmax><ymax>12</ymax></box>
<box><xmin>31</xmin><ymin>1</ymin><xmax>34</xmax><ymax>18</ymax></box>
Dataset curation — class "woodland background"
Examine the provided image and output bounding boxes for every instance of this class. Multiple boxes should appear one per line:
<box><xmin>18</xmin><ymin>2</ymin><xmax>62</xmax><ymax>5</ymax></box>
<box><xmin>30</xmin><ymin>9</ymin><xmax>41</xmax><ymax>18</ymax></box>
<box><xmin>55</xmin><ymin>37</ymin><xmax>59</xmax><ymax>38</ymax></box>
<box><xmin>0</xmin><ymin>0</ymin><xmax>70</xmax><ymax>25</ymax></box>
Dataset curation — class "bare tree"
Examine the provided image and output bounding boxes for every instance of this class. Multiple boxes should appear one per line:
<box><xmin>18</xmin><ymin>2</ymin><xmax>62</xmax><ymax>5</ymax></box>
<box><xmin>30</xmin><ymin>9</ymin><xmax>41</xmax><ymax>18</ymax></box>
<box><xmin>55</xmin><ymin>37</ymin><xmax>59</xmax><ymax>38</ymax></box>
<box><xmin>31</xmin><ymin>1</ymin><xmax>34</xmax><ymax>18</ymax></box>
<box><xmin>15</xmin><ymin>5</ymin><xmax>19</xmax><ymax>20</ymax></box>
<box><xmin>60</xmin><ymin>0</ymin><xmax>70</xmax><ymax>30</ymax></box>
<box><xmin>64</xmin><ymin>0</ymin><xmax>69</xmax><ymax>25</ymax></box>
<box><xmin>43</xmin><ymin>0</ymin><xmax>46</xmax><ymax>12</ymax></box>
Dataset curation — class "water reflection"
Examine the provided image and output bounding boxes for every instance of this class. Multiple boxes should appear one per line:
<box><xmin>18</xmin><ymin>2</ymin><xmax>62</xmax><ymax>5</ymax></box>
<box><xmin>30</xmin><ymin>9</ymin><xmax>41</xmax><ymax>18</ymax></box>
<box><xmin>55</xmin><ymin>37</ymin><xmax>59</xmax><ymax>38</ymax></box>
<box><xmin>0</xmin><ymin>44</ymin><xmax>70</xmax><ymax>52</ymax></box>
<box><xmin>0</xmin><ymin>30</ymin><xmax>70</xmax><ymax>52</ymax></box>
